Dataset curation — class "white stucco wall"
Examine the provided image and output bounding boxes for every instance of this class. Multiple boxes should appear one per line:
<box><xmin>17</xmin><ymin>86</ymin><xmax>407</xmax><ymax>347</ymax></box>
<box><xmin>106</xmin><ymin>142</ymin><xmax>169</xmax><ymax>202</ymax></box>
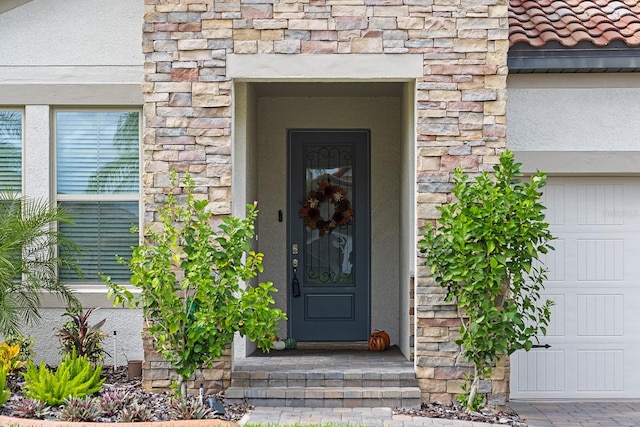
<box><xmin>0</xmin><ymin>0</ymin><xmax>142</xmax><ymax>70</ymax></box>
<box><xmin>0</xmin><ymin>0</ymin><xmax>144</xmax><ymax>366</ymax></box>
<box><xmin>507</xmin><ymin>74</ymin><xmax>640</xmax><ymax>152</ymax></box>
<box><xmin>15</xmin><ymin>304</ymin><xmax>144</xmax><ymax>367</ymax></box>
<box><xmin>507</xmin><ymin>73</ymin><xmax>640</xmax><ymax>174</ymax></box>
<box><xmin>0</xmin><ymin>0</ymin><xmax>143</xmax><ymax>104</ymax></box>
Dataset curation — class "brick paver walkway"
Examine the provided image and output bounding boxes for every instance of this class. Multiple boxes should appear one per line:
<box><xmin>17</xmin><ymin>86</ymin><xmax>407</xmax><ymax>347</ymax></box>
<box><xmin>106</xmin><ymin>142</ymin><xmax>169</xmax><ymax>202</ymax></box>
<box><xmin>510</xmin><ymin>401</ymin><xmax>640</xmax><ymax>427</ymax></box>
<box><xmin>240</xmin><ymin>407</ymin><xmax>497</xmax><ymax>426</ymax></box>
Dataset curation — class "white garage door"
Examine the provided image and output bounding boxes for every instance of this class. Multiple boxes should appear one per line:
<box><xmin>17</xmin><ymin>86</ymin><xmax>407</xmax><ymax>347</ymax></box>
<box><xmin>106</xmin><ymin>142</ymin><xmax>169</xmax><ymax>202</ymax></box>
<box><xmin>511</xmin><ymin>177</ymin><xmax>640</xmax><ymax>399</ymax></box>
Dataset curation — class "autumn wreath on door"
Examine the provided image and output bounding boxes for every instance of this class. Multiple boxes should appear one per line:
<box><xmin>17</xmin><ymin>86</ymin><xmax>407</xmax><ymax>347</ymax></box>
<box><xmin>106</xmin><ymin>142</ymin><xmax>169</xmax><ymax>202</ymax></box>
<box><xmin>299</xmin><ymin>180</ymin><xmax>353</xmax><ymax>235</ymax></box>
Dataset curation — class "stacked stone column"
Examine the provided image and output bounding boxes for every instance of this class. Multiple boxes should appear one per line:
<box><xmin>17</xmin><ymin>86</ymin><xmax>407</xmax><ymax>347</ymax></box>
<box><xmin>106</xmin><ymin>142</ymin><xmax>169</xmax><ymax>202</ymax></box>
<box><xmin>142</xmin><ymin>0</ymin><xmax>508</xmax><ymax>403</ymax></box>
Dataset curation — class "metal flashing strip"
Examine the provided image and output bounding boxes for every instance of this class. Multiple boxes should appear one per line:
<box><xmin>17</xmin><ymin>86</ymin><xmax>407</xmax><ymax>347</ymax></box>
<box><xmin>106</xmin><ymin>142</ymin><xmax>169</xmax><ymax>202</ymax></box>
<box><xmin>508</xmin><ymin>44</ymin><xmax>640</xmax><ymax>73</ymax></box>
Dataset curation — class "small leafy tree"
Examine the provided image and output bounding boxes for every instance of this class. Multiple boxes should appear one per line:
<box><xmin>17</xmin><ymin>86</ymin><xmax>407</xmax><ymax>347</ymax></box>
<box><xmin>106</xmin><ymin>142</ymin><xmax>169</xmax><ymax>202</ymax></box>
<box><xmin>419</xmin><ymin>151</ymin><xmax>554</xmax><ymax>410</ymax></box>
<box><xmin>0</xmin><ymin>192</ymin><xmax>80</xmax><ymax>335</ymax></box>
<box><xmin>104</xmin><ymin>171</ymin><xmax>286</xmax><ymax>395</ymax></box>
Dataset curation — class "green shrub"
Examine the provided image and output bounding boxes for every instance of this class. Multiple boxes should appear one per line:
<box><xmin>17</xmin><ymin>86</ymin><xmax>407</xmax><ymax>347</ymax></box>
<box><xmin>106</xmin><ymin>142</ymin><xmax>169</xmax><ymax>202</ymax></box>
<box><xmin>0</xmin><ymin>367</ymin><xmax>10</xmax><ymax>406</ymax></box>
<box><xmin>22</xmin><ymin>349</ymin><xmax>104</xmax><ymax>406</ymax></box>
<box><xmin>419</xmin><ymin>151</ymin><xmax>553</xmax><ymax>410</ymax></box>
<box><xmin>104</xmin><ymin>171</ymin><xmax>286</xmax><ymax>395</ymax></box>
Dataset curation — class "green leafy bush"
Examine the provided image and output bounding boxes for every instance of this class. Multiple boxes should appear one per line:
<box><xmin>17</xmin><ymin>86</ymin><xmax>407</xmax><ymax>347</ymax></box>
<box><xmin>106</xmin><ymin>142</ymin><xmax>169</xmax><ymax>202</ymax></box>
<box><xmin>104</xmin><ymin>171</ymin><xmax>286</xmax><ymax>394</ymax></box>
<box><xmin>22</xmin><ymin>349</ymin><xmax>104</xmax><ymax>406</ymax></box>
<box><xmin>420</xmin><ymin>151</ymin><xmax>554</xmax><ymax>410</ymax></box>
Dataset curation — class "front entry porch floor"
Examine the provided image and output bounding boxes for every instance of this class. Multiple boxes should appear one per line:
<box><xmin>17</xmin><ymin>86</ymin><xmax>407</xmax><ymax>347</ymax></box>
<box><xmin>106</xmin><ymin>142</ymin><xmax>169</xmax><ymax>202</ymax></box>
<box><xmin>226</xmin><ymin>346</ymin><xmax>421</xmax><ymax>408</ymax></box>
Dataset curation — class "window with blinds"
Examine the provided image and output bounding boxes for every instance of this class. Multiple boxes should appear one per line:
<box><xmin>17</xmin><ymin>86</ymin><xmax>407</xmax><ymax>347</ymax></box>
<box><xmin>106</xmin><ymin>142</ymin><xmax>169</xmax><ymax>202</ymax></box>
<box><xmin>56</xmin><ymin>111</ymin><xmax>140</xmax><ymax>283</ymax></box>
<box><xmin>0</xmin><ymin>110</ymin><xmax>22</xmax><ymax>192</ymax></box>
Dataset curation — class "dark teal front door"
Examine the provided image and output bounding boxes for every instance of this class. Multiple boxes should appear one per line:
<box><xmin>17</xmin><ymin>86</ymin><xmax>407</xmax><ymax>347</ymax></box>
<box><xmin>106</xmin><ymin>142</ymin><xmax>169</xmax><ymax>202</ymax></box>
<box><xmin>288</xmin><ymin>130</ymin><xmax>370</xmax><ymax>341</ymax></box>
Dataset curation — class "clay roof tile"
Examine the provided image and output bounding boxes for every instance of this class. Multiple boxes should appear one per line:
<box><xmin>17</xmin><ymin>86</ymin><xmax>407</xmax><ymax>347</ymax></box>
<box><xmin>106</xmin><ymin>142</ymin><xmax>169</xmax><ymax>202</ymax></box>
<box><xmin>509</xmin><ymin>0</ymin><xmax>640</xmax><ymax>47</ymax></box>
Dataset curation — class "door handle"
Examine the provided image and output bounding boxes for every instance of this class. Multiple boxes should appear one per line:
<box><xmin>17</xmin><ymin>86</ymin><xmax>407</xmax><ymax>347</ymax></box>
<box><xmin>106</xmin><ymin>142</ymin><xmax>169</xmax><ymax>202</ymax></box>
<box><xmin>531</xmin><ymin>344</ymin><xmax>551</xmax><ymax>349</ymax></box>
<box><xmin>291</xmin><ymin>259</ymin><xmax>301</xmax><ymax>297</ymax></box>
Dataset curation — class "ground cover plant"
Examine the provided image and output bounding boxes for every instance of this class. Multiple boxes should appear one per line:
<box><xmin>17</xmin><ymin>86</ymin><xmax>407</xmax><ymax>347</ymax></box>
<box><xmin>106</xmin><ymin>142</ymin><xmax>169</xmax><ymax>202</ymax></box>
<box><xmin>21</xmin><ymin>349</ymin><xmax>104</xmax><ymax>406</ymax></box>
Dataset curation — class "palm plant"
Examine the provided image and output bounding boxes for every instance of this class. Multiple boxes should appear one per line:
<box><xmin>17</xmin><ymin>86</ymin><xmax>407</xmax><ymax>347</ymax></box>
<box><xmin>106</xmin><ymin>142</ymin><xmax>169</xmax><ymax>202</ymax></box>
<box><xmin>0</xmin><ymin>192</ymin><xmax>80</xmax><ymax>335</ymax></box>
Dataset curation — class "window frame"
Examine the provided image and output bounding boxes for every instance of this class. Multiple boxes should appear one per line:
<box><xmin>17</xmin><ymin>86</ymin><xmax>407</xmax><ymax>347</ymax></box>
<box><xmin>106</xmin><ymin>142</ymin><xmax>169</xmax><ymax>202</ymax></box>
<box><xmin>53</xmin><ymin>107</ymin><xmax>143</xmax><ymax>286</ymax></box>
<box><xmin>0</xmin><ymin>107</ymin><xmax>25</xmax><ymax>193</ymax></box>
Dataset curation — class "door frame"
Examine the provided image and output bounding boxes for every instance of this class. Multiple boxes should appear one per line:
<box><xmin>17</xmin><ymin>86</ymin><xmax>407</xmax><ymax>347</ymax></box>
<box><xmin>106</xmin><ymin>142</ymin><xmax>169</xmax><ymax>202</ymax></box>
<box><xmin>287</xmin><ymin>128</ymin><xmax>371</xmax><ymax>341</ymax></box>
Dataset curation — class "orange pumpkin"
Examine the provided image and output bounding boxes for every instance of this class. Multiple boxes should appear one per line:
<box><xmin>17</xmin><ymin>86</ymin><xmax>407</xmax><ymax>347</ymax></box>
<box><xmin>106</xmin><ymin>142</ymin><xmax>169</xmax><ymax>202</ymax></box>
<box><xmin>368</xmin><ymin>330</ymin><xmax>390</xmax><ymax>351</ymax></box>
<box><xmin>376</xmin><ymin>330</ymin><xmax>390</xmax><ymax>348</ymax></box>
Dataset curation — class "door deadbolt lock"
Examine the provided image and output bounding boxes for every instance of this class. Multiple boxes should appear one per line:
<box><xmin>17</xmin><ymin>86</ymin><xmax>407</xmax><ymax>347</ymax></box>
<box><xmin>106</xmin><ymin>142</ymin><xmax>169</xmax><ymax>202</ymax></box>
<box><xmin>292</xmin><ymin>259</ymin><xmax>298</xmax><ymax>268</ymax></box>
<box><xmin>291</xmin><ymin>244</ymin><xmax>299</xmax><ymax>255</ymax></box>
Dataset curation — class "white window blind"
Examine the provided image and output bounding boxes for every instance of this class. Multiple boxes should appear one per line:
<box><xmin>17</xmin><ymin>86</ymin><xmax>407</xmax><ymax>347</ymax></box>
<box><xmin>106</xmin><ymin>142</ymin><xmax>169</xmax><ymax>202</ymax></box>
<box><xmin>58</xmin><ymin>201</ymin><xmax>138</xmax><ymax>281</ymax></box>
<box><xmin>57</xmin><ymin>111</ymin><xmax>139</xmax><ymax>195</ymax></box>
<box><xmin>56</xmin><ymin>111</ymin><xmax>140</xmax><ymax>283</ymax></box>
<box><xmin>0</xmin><ymin>110</ymin><xmax>22</xmax><ymax>192</ymax></box>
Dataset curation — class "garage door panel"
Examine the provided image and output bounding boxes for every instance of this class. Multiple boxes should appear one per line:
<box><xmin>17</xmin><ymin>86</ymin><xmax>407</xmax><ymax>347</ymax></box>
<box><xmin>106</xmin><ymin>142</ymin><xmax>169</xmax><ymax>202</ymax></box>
<box><xmin>551</xmin><ymin>233</ymin><xmax>640</xmax><ymax>284</ymax></box>
<box><xmin>576</xmin><ymin>239</ymin><xmax>624</xmax><ymax>282</ymax></box>
<box><xmin>576</xmin><ymin>349</ymin><xmax>624</xmax><ymax>392</ymax></box>
<box><xmin>514</xmin><ymin>349</ymin><xmax>565</xmax><ymax>393</ymax></box>
<box><xmin>513</xmin><ymin>343</ymin><xmax>639</xmax><ymax>398</ymax></box>
<box><xmin>511</xmin><ymin>177</ymin><xmax>640</xmax><ymax>399</ymax></box>
<box><xmin>576</xmin><ymin>294</ymin><xmax>623</xmax><ymax>337</ymax></box>
<box><xmin>541</xmin><ymin>183</ymin><xmax>565</xmax><ymax>225</ymax></box>
<box><xmin>576</xmin><ymin>183</ymin><xmax>624</xmax><ymax>226</ymax></box>
<box><xmin>539</xmin><ymin>239</ymin><xmax>565</xmax><ymax>282</ymax></box>
<box><xmin>542</xmin><ymin>294</ymin><xmax>565</xmax><ymax>336</ymax></box>
<box><xmin>540</xmin><ymin>287</ymin><xmax>640</xmax><ymax>341</ymax></box>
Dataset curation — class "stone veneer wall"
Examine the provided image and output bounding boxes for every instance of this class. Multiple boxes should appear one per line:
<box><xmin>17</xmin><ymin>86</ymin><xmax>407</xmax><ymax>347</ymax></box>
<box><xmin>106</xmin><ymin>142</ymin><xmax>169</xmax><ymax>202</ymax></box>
<box><xmin>142</xmin><ymin>0</ymin><xmax>508</xmax><ymax>404</ymax></box>
<box><xmin>142</xmin><ymin>333</ymin><xmax>232</xmax><ymax>394</ymax></box>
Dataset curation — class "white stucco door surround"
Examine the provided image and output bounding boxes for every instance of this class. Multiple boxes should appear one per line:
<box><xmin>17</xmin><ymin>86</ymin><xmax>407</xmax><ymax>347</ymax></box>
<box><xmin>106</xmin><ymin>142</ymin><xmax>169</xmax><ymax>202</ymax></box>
<box><xmin>228</xmin><ymin>53</ymin><xmax>421</xmax><ymax>361</ymax></box>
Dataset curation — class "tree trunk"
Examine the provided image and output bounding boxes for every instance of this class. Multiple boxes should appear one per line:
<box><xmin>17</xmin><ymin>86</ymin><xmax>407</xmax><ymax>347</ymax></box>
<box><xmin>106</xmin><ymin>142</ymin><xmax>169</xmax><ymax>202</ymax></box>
<box><xmin>464</xmin><ymin>374</ymin><xmax>481</xmax><ymax>412</ymax></box>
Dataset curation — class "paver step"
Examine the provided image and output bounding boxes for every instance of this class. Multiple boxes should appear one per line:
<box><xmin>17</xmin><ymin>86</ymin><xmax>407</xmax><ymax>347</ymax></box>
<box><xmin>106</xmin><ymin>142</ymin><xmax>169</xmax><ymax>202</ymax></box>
<box><xmin>225</xmin><ymin>386</ymin><xmax>422</xmax><ymax>408</ymax></box>
<box><xmin>230</xmin><ymin>370</ymin><xmax>419</xmax><ymax>388</ymax></box>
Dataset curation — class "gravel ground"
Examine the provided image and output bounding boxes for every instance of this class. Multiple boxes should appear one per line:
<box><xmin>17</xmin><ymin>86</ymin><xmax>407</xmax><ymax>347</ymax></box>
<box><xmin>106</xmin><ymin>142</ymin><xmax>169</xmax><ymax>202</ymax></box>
<box><xmin>2</xmin><ymin>366</ymin><xmax>526</xmax><ymax>425</ymax></box>
<box><xmin>394</xmin><ymin>403</ymin><xmax>527</xmax><ymax>426</ymax></box>
<box><xmin>1</xmin><ymin>365</ymin><xmax>251</xmax><ymax>423</ymax></box>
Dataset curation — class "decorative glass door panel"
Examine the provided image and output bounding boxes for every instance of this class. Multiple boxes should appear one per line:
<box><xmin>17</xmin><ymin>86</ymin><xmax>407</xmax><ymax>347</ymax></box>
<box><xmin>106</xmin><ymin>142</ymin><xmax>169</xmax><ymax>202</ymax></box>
<box><xmin>304</xmin><ymin>160</ymin><xmax>353</xmax><ymax>285</ymax></box>
<box><xmin>288</xmin><ymin>130</ymin><xmax>370</xmax><ymax>341</ymax></box>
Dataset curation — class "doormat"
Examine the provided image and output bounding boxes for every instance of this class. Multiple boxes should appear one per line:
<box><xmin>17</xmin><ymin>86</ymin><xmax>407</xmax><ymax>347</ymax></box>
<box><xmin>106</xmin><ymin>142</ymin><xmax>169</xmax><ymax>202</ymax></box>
<box><xmin>249</xmin><ymin>344</ymin><xmax>401</xmax><ymax>357</ymax></box>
